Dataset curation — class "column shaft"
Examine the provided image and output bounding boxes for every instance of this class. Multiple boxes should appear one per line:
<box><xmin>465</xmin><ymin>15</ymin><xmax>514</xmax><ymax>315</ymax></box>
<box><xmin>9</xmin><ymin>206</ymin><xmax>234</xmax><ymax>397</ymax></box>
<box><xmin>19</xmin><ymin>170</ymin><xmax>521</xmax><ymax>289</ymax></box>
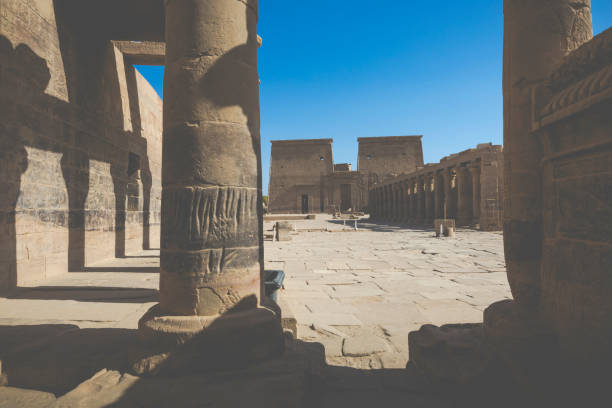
<box><xmin>469</xmin><ymin>165</ymin><xmax>481</xmax><ymax>225</ymax></box>
<box><xmin>503</xmin><ymin>0</ymin><xmax>592</xmax><ymax>306</ymax></box>
<box><xmin>161</xmin><ymin>0</ymin><xmax>262</xmax><ymax>316</ymax></box>
<box><xmin>457</xmin><ymin>166</ymin><xmax>473</xmax><ymax>226</ymax></box>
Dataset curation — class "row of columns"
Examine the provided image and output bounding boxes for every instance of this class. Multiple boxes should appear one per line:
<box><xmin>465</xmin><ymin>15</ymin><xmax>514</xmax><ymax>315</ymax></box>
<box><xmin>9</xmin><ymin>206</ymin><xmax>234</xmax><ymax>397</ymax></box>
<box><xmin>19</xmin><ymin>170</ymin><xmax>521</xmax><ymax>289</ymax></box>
<box><xmin>369</xmin><ymin>164</ymin><xmax>481</xmax><ymax>226</ymax></box>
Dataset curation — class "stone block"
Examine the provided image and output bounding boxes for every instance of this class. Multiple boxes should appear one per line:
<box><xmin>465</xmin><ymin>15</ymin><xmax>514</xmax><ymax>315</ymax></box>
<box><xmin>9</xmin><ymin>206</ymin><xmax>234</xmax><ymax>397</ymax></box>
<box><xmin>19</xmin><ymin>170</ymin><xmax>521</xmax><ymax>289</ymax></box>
<box><xmin>342</xmin><ymin>334</ymin><xmax>389</xmax><ymax>357</ymax></box>
<box><xmin>133</xmin><ymin>305</ymin><xmax>284</xmax><ymax>376</ymax></box>
<box><xmin>434</xmin><ymin>219</ymin><xmax>455</xmax><ymax>237</ymax></box>
<box><xmin>275</xmin><ymin>221</ymin><xmax>293</xmax><ymax>241</ymax></box>
<box><xmin>408</xmin><ymin>323</ymin><xmax>491</xmax><ymax>384</ymax></box>
<box><xmin>0</xmin><ymin>387</ymin><xmax>56</xmax><ymax>408</ymax></box>
<box><xmin>278</xmin><ymin>296</ymin><xmax>298</xmax><ymax>338</ymax></box>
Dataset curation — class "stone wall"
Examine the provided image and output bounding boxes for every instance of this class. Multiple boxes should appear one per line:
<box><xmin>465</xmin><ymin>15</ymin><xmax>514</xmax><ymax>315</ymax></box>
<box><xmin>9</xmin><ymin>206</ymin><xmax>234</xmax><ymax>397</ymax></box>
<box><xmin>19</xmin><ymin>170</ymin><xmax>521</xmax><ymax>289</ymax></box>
<box><xmin>357</xmin><ymin>136</ymin><xmax>424</xmax><ymax>185</ymax></box>
<box><xmin>268</xmin><ymin>139</ymin><xmax>333</xmax><ymax>213</ymax></box>
<box><xmin>532</xmin><ymin>26</ymin><xmax>612</xmax><ymax>366</ymax></box>
<box><xmin>0</xmin><ymin>0</ymin><xmax>162</xmax><ymax>291</ymax></box>
<box><xmin>269</xmin><ymin>136</ymin><xmax>425</xmax><ymax>214</ymax></box>
<box><xmin>321</xmin><ymin>171</ymin><xmax>368</xmax><ymax>213</ymax></box>
<box><xmin>369</xmin><ymin>143</ymin><xmax>503</xmax><ymax>230</ymax></box>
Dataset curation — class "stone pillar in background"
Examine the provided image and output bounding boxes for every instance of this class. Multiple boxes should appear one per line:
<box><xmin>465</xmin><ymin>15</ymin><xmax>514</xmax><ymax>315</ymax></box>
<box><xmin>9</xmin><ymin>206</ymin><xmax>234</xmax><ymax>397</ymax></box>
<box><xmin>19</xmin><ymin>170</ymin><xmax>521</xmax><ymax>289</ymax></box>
<box><xmin>449</xmin><ymin>170</ymin><xmax>458</xmax><ymax>219</ymax></box>
<box><xmin>434</xmin><ymin>171</ymin><xmax>444</xmax><ymax>220</ymax></box>
<box><xmin>136</xmin><ymin>0</ymin><xmax>282</xmax><ymax>374</ymax></box>
<box><xmin>442</xmin><ymin>170</ymin><xmax>451</xmax><ymax>220</ymax></box>
<box><xmin>399</xmin><ymin>181</ymin><xmax>406</xmax><ymax>222</ymax></box>
<box><xmin>410</xmin><ymin>178</ymin><xmax>419</xmax><ymax>223</ymax></box>
<box><xmin>469</xmin><ymin>164</ymin><xmax>481</xmax><ymax>226</ymax></box>
<box><xmin>380</xmin><ymin>185</ymin><xmax>385</xmax><ymax>221</ymax></box>
<box><xmin>501</xmin><ymin>0</ymin><xmax>592</xmax><ymax>308</ymax></box>
<box><xmin>424</xmin><ymin>173</ymin><xmax>434</xmax><ymax>224</ymax></box>
<box><xmin>372</xmin><ymin>188</ymin><xmax>379</xmax><ymax>220</ymax></box>
<box><xmin>385</xmin><ymin>185</ymin><xmax>392</xmax><ymax>221</ymax></box>
<box><xmin>417</xmin><ymin>176</ymin><xmax>426</xmax><ymax>222</ymax></box>
<box><xmin>403</xmin><ymin>180</ymin><xmax>410</xmax><ymax>222</ymax></box>
<box><xmin>376</xmin><ymin>187</ymin><xmax>383</xmax><ymax>220</ymax></box>
<box><xmin>456</xmin><ymin>166</ymin><xmax>473</xmax><ymax>226</ymax></box>
<box><xmin>393</xmin><ymin>183</ymin><xmax>400</xmax><ymax>222</ymax></box>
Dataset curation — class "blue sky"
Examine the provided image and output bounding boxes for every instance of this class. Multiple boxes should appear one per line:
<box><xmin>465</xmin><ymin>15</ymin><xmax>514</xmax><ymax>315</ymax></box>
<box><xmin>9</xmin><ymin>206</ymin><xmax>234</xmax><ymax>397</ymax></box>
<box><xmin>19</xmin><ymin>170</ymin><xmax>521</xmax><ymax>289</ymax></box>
<box><xmin>136</xmin><ymin>0</ymin><xmax>612</xmax><ymax>195</ymax></box>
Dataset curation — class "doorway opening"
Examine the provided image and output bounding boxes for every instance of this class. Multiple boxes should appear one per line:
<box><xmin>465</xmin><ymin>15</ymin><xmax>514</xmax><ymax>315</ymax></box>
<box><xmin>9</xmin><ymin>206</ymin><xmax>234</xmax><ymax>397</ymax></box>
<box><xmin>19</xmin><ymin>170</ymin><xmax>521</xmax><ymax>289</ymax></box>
<box><xmin>301</xmin><ymin>194</ymin><xmax>309</xmax><ymax>214</ymax></box>
<box><xmin>340</xmin><ymin>184</ymin><xmax>352</xmax><ymax>211</ymax></box>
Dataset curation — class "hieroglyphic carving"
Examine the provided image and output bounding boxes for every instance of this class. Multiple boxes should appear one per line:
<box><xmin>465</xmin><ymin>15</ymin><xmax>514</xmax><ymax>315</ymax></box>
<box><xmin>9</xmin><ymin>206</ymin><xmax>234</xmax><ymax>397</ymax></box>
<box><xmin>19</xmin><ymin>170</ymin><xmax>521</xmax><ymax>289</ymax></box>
<box><xmin>161</xmin><ymin>186</ymin><xmax>258</xmax><ymax>250</ymax></box>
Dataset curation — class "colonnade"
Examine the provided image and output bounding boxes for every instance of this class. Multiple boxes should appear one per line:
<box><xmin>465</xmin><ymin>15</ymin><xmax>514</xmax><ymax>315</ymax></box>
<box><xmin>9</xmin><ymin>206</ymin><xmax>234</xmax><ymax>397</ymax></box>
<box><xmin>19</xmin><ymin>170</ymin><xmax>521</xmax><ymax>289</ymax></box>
<box><xmin>369</xmin><ymin>162</ymin><xmax>483</xmax><ymax>227</ymax></box>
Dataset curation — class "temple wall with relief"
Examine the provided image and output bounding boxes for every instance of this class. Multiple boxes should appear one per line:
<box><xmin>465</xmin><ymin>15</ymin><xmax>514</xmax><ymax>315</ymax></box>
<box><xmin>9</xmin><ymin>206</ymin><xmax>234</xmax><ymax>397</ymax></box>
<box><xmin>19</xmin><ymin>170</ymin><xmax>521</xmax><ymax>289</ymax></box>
<box><xmin>0</xmin><ymin>0</ymin><xmax>162</xmax><ymax>291</ymax></box>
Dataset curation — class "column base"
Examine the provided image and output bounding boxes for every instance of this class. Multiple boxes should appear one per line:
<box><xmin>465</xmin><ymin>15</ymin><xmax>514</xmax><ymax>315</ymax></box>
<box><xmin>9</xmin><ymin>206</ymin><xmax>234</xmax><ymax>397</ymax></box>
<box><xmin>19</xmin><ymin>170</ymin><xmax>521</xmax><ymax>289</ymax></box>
<box><xmin>483</xmin><ymin>300</ymin><xmax>555</xmax><ymax>389</ymax></box>
<box><xmin>131</xmin><ymin>304</ymin><xmax>284</xmax><ymax>376</ymax></box>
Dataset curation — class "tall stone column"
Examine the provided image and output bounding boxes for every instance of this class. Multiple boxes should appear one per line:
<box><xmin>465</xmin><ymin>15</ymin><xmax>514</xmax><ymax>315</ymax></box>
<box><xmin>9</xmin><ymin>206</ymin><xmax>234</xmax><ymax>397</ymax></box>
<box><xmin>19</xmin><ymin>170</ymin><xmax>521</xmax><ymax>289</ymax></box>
<box><xmin>377</xmin><ymin>187</ymin><xmax>382</xmax><ymax>220</ymax></box>
<box><xmin>501</xmin><ymin>0</ymin><xmax>592</xmax><ymax>307</ymax></box>
<box><xmin>469</xmin><ymin>164</ymin><xmax>481</xmax><ymax>226</ymax></box>
<box><xmin>416</xmin><ymin>176</ymin><xmax>425</xmax><ymax>223</ymax></box>
<box><xmin>136</xmin><ymin>0</ymin><xmax>281</xmax><ymax>374</ymax></box>
<box><xmin>389</xmin><ymin>184</ymin><xmax>394</xmax><ymax>222</ymax></box>
<box><xmin>424</xmin><ymin>173</ymin><xmax>434</xmax><ymax>223</ymax></box>
<box><xmin>370</xmin><ymin>188</ymin><xmax>375</xmax><ymax>219</ymax></box>
<box><xmin>449</xmin><ymin>170</ymin><xmax>458</xmax><ymax>219</ymax></box>
<box><xmin>392</xmin><ymin>183</ymin><xmax>399</xmax><ymax>222</ymax></box>
<box><xmin>376</xmin><ymin>188</ymin><xmax>381</xmax><ymax>220</ymax></box>
<box><xmin>409</xmin><ymin>179</ymin><xmax>417</xmax><ymax>222</ymax></box>
<box><xmin>434</xmin><ymin>171</ymin><xmax>444</xmax><ymax>219</ymax></box>
<box><xmin>401</xmin><ymin>180</ymin><xmax>409</xmax><ymax>222</ymax></box>
<box><xmin>383</xmin><ymin>185</ymin><xmax>390</xmax><ymax>221</ymax></box>
<box><xmin>442</xmin><ymin>170</ymin><xmax>451</xmax><ymax>219</ymax></box>
<box><xmin>456</xmin><ymin>166</ymin><xmax>473</xmax><ymax>226</ymax></box>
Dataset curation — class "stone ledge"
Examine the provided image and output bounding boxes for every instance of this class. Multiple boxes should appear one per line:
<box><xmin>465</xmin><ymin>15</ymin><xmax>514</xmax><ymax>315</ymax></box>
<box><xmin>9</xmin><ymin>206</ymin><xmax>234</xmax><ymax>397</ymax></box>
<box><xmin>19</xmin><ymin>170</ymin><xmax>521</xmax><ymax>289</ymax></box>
<box><xmin>132</xmin><ymin>304</ymin><xmax>284</xmax><ymax>376</ymax></box>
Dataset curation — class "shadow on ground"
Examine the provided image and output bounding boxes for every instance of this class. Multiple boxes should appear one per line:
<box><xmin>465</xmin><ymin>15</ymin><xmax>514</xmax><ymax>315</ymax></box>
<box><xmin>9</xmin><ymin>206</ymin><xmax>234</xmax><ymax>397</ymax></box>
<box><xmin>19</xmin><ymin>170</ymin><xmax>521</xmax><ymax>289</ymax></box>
<box><xmin>0</xmin><ymin>320</ymin><xmax>531</xmax><ymax>408</ymax></box>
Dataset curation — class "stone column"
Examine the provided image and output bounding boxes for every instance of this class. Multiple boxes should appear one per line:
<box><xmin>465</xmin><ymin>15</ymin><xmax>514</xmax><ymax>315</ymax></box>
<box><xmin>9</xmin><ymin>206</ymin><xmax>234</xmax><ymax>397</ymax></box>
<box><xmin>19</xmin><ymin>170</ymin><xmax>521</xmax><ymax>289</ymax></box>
<box><xmin>409</xmin><ymin>179</ymin><xmax>417</xmax><ymax>223</ymax></box>
<box><xmin>442</xmin><ymin>170</ymin><xmax>451</xmax><ymax>220</ymax></box>
<box><xmin>456</xmin><ymin>166</ymin><xmax>473</xmax><ymax>226</ymax></box>
<box><xmin>383</xmin><ymin>185</ymin><xmax>390</xmax><ymax>221</ymax></box>
<box><xmin>136</xmin><ymin>0</ymin><xmax>281</xmax><ymax>374</ymax></box>
<box><xmin>501</xmin><ymin>0</ymin><xmax>592</xmax><ymax>307</ymax></box>
<box><xmin>424</xmin><ymin>173</ymin><xmax>434</xmax><ymax>224</ymax></box>
<box><xmin>392</xmin><ymin>183</ymin><xmax>399</xmax><ymax>222</ymax></box>
<box><xmin>449</xmin><ymin>170</ymin><xmax>458</xmax><ymax>219</ymax></box>
<box><xmin>469</xmin><ymin>164</ymin><xmax>481</xmax><ymax>226</ymax></box>
<box><xmin>376</xmin><ymin>188</ymin><xmax>381</xmax><ymax>220</ymax></box>
<box><xmin>387</xmin><ymin>184</ymin><xmax>395</xmax><ymax>222</ymax></box>
<box><xmin>434</xmin><ymin>171</ymin><xmax>444</xmax><ymax>220</ymax></box>
<box><xmin>414</xmin><ymin>176</ymin><xmax>423</xmax><ymax>223</ymax></box>
<box><xmin>370</xmin><ymin>188</ymin><xmax>375</xmax><ymax>219</ymax></box>
<box><xmin>401</xmin><ymin>180</ymin><xmax>409</xmax><ymax>222</ymax></box>
<box><xmin>378</xmin><ymin>187</ymin><xmax>384</xmax><ymax>220</ymax></box>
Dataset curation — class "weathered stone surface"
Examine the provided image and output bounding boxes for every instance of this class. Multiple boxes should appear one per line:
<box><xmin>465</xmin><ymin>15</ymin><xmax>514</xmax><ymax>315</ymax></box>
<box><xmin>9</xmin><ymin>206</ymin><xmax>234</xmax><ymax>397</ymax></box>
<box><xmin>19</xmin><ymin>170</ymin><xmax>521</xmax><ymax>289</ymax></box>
<box><xmin>0</xmin><ymin>3</ymin><xmax>163</xmax><ymax>291</ymax></box>
<box><xmin>266</xmin><ymin>216</ymin><xmax>510</xmax><ymax>368</ymax></box>
<box><xmin>268</xmin><ymin>136</ymin><xmax>423</xmax><ymax>214</ymax></box>
<box><xmin>2</xmin><ymin>326</ymin><xmax>139</xmax><ymax>394</ymax></box>
<box><xmin>275</xmin><ymin>221</ymin><xmax>293</xmax><ymax>241</ymax></box>
<box><xmin>342</xmin><ymin>334</ymin><xmax>389</xmax><ymax>357</ymax></box>
<box><xmin>53</xmin><ymin>366</ymin><xmax>308</xmax><ymax>408</ymax></box>
<box><xmin>158</xmin><ymin>0</ymin><xmax>265</xmax><ymax>324</ymax></box>
<box><xmin>134</xmin><ymin>305</ymin><xmax>283</xmax><ymax>376</ymax></box>
<box><xmin>502</xmin><ymin>0</ymin><xmax>592</xmax><ymax>308</ymax></box>
<box><xmin>408</xmin><ymin>323</ymin><xmax>489</xmax><ymax>384</ymax></box>
<box><xmin>0</xmin><ymin>386</ymin><xmax>56</xmax><ymax>408</ymax></box>
<box><xmin>370</xmin><ymin>143</ymin><xmax>503</xmax><ymax>230</ymax></box>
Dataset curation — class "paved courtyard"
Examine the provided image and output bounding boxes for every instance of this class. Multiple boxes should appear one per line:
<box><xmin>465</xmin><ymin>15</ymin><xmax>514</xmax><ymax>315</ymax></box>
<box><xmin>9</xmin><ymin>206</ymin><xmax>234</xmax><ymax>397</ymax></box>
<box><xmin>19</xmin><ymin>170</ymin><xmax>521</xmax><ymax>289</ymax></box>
<box><xmin>0</xmin><ymin>216</ymin><xmax>509</xmax><ymax>371</ymax></box>
<box><xmin>265</xmin><ymin>216</ymin><xmax>510</xmax><ymax>369</ymax></box>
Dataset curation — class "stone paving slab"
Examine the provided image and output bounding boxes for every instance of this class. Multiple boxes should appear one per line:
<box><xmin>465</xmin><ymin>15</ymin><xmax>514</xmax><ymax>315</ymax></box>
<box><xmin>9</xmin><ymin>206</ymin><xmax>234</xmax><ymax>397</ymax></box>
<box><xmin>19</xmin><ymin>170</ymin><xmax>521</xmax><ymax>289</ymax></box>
<box><xmin>265</xmin><ymin>215</ymin><xmax>510</xmax><ymax>369</ymax></box>
<box><xmin>0</xmin><ymin>250</ymin><xmax>160</xmax><ymax>330</ymax></box>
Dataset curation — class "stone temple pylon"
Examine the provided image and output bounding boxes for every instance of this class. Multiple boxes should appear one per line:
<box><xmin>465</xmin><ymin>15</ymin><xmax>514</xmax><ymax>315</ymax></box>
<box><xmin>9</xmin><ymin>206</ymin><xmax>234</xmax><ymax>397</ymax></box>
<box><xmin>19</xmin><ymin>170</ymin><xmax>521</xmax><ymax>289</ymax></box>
<box><xmin>133</xmin><ymin>0</ymin><xmax>282</xmax><ymax>375</ymax></box>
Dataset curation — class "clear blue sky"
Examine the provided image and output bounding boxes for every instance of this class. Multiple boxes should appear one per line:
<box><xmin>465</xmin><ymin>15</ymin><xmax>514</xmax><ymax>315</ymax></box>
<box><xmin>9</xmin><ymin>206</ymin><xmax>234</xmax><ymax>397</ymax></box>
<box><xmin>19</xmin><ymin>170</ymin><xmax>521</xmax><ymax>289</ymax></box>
<box><xmin>136</xmin><ymin>0</ymin><xmax>611</xmax><ymax>195</ymax></box>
